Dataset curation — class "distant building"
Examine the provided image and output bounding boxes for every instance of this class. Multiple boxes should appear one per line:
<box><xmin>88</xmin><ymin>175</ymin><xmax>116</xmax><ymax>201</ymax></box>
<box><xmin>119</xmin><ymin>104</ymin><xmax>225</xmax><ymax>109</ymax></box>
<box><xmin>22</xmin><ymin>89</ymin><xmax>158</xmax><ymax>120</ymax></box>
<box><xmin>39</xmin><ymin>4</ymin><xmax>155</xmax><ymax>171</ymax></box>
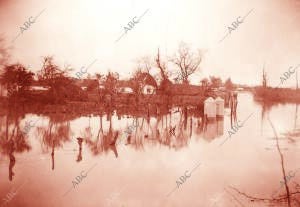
<box><xmin>120</xmin><ymin>87</ymin><xmax>133</xmax><ymax>94</ymax></box>
<box><xmin>29</xmin><ymin>86</ymin><xmax>49</xmax><ymax>91</ymax></box>
<box><xmin>117</xmin><ymin>73</ymin><xmax>158</xmax><ymax>95</ymax></box>
<box><xmin>117</xmin><ymin>80</ymin><xmax>134</xmax><ymax>94</ymax></box>
<box><xmin>79</xmin><ymin>86</ymin><xmax>88</xmax><ymax>91</ymax></box>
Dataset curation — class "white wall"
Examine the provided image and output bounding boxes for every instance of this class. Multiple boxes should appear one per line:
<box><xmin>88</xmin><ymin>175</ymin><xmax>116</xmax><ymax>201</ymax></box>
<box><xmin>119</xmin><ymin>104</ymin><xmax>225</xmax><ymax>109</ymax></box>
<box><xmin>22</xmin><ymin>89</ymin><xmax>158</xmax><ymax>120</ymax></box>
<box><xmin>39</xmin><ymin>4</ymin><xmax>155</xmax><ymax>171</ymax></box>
<box><xmin>142</xmin><ymin>85</ymin><xmax>156</xmax><ymax>94</ymax></box>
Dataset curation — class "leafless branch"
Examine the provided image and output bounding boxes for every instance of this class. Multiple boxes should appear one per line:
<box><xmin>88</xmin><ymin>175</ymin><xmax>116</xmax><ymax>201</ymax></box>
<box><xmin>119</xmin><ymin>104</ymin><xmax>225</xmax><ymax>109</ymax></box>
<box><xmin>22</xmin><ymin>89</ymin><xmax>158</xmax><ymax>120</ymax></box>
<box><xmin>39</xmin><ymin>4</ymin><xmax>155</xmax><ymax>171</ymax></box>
<box><xmin>170</xmin><ymin>42</ymin><xmax>202</xmax><ymax>84</ymax></box>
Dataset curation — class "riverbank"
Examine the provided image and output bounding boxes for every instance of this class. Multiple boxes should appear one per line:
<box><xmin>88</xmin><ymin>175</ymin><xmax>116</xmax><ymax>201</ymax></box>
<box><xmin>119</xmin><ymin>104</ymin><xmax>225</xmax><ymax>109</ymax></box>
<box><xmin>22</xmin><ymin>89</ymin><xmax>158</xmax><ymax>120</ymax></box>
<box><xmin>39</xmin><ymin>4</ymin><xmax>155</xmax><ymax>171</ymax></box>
<box><xmin>253</xmin><ymin>87</ymin><xmax>300</xmax><ymax>104</ymax></box>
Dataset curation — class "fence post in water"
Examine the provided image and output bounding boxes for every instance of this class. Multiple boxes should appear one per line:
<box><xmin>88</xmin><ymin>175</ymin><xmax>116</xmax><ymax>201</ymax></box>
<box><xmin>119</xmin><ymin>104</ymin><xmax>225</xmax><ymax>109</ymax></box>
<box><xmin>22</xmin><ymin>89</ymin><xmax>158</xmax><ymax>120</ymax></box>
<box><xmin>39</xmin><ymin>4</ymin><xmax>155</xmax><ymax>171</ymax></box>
<box><xmin>229</xmin><ymin>91</ymin><xmax>238</xmax><ymax>125</ymax></box>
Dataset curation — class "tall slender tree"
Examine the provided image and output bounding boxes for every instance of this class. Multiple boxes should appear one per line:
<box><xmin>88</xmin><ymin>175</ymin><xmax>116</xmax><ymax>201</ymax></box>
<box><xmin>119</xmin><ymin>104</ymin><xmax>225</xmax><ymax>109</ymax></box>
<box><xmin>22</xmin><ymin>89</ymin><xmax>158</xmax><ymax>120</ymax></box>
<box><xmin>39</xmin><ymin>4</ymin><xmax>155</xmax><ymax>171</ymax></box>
<box><xmin>262</xmin><ymin>63</ymin><xmax>267</xmax><ymax>88</ymax></box>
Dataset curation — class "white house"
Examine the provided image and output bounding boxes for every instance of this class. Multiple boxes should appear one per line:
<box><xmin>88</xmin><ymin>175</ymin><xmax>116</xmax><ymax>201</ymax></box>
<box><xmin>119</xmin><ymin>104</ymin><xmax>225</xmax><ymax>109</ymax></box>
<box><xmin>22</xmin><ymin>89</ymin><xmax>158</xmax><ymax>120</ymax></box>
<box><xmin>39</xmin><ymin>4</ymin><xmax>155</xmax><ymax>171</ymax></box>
<box><xmin>118</xmin><ymin>87</ymin><xmax>133</xmax><ymax>94</ymax></box>
<box><xmin>139</xmin><ymin>73</ymin><xmax>157</xmax><ymax>95</ymax></box>
<box><xmin>142</xmin><ymin>85</ymin><xmax>156</xmax><ymax>94</ymax></box>
<box><xmin>29</xmin><ymin>86</ymin><xmax>49</xmax><ymax>91</ymax></box>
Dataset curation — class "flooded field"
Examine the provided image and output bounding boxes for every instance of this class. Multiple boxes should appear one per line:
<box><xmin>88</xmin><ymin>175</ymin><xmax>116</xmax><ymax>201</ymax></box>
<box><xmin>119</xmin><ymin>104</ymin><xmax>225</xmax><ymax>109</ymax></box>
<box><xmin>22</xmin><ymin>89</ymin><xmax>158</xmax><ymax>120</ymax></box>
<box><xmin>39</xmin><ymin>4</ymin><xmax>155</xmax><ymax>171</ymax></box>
<box><xmin>0</xmin><ymin>92</ymin><xmax>299</xmax><ymax>207</ymax></box>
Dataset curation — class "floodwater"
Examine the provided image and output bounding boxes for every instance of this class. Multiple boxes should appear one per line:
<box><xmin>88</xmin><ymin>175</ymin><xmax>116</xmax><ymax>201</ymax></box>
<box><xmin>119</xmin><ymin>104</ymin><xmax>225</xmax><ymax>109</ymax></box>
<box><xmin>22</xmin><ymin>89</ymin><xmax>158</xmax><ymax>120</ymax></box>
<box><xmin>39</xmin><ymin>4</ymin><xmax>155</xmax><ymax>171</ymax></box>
<box><xmin>0</xmin><ymin>92</ymin><xmax>299</xmax><ymax>207</ymax></box>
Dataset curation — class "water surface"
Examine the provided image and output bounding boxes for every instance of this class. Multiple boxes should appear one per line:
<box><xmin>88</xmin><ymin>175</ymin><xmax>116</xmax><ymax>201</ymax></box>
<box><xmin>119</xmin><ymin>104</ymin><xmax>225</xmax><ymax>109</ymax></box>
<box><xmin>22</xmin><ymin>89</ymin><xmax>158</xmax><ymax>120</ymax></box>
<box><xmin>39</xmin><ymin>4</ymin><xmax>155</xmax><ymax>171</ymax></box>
<box><xmin>0</xmin><ymin>92</ymin><xmax>299</xmax><ymax>207</ymax></box>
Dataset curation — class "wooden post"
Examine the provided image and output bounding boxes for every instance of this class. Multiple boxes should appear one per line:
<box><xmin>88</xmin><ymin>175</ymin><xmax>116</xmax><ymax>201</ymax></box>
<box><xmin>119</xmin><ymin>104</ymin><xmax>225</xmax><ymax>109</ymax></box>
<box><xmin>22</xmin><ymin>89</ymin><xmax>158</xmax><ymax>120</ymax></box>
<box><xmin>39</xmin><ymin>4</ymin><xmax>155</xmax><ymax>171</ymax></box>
<box><xmin>296</xmin><ymin>70</ymin><xmax>298</xmax><ymax>90</ymax></box>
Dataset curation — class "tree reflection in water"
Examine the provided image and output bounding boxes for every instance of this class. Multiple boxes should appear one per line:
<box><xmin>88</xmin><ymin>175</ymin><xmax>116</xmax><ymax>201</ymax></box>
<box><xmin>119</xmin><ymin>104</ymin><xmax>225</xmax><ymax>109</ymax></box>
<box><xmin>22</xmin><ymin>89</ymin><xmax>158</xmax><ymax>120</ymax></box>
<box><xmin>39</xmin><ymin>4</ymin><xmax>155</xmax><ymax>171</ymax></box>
<box><xmin>226</xmin><ymin>116</ymin><xmax>300</xmax><ymax>207</ymax></box>
<box><xmin>82</xmin><ymin>106</ymin><xmax>225</xmax><ymax>155</ymax></box>
<box><xmin>0</xmin><ymin>105</ymin><xmax>226</xmax><ymax>181</ymax></box>
<box><xmin>0</xmin><ymin>109</ymin><xmax>31</xmax><ymax>181</ymax></box>
<box><xmin>36</xmin><ymin>113</ymin><xmax>72</xmax><ymax>170</ymax></box>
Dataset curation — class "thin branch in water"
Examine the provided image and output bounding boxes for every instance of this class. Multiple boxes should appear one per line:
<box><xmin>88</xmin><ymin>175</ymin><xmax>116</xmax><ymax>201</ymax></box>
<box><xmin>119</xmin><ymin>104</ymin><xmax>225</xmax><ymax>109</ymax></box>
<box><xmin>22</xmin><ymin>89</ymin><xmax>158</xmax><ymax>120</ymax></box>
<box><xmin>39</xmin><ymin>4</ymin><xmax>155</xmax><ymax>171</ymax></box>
<box><xmin>267</xmin><ymin>116</ymin><xmax>291</xmax><ymax>207</ymax></box>
<box><xmin>225</xmin><ymin>188</ymin><xmax>246</xmax><ymax>207</ymax></box>
<box><xmin>228</xmin><ymin>185</ymin><xmax>288</xmax><ymax>202</ymax></box>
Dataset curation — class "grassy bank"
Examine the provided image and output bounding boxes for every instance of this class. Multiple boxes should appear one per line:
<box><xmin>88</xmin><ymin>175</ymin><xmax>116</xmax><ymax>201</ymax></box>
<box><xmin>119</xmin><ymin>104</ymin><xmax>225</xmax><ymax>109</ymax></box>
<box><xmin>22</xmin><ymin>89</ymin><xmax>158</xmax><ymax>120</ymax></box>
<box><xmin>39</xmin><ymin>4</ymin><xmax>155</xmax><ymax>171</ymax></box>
<box><xmin>254</xmin><ymin>87</ymin><xmax>300</xmax><ymax>103</ymax></box>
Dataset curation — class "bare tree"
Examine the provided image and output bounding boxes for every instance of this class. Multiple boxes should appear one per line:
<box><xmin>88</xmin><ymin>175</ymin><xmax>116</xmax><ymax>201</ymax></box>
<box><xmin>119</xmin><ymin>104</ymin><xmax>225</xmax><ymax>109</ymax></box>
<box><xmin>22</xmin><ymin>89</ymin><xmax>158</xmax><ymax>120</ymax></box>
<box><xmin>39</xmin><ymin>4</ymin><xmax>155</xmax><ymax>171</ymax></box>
<box><xmin>38</xmin><ymin>56</ymin><xmax>65</xmax><ymax>84</ymax></box>
<box><xmin>37</xmin><ymin>56</ymin><xmax>75</xmax><ymax>103</ymax></box>
<box><xmin>170</xmin><ymin>42</ymin><xmax>202</xmax><ymax>84</ymax></box>
<box><xmin>262</xmin><ymin>63</ymin><xmax>267</xmax><ymax>88</ymax></box>
<box><xmin>103</xmin><ymin>72</ymin><xmax>119</xmax><ymax>95</ymax></box>
<box><xmin>155</xmin><ymin>48</ymin><xmax>168</xmax><ymax>81</ymax></box>
<box><xmin>63</xmin><ymin>63</ymin><xmax>74</xmax><ymax>75</ymax></box>
<box><xmin>95</xmin><ymin>73</ymin><xmax>104</xmax><ymax>103</ymax></box>
<box><xmin>0</xmin><ymin>64</ymin><xmax>34</xmax><ymax>97</ymax></box>
<box><xmin>136</xmin><ymin>56</ymin><xmax>152</xmax><ymax>73</ymax></box>
<box><xmin>0</xmin><ymin>36</ymin><xmax>9</xmax><ymax>68</ymax></box>
<box><xmin>130</xmin><ymin>69</ymin><xmax>146</xmax><ymax>97</ymax></box>
<box><xmin>155</xmin><ymin>48</ymin><xmax>173</xmax><ymax>96</ymax></box>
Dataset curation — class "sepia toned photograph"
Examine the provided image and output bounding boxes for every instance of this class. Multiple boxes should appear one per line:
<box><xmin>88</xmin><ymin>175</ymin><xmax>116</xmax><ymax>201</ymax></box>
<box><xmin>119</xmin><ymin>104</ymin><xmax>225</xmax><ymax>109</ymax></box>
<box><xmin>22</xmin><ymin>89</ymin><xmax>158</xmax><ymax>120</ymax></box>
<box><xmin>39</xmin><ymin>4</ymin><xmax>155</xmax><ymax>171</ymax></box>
<box><xmin>0</xmin><ymin>0</ymin><xmax>300</xmax><ymax>206</ymax></box>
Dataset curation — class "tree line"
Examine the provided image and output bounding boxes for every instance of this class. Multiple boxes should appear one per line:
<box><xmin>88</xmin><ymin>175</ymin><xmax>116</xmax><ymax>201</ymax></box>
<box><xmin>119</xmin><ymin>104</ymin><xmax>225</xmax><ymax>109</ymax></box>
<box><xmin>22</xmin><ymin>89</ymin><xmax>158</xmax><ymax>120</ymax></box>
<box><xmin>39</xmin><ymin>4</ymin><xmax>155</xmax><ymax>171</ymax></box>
<box><xmin>0</xmin><ymin>40</ymin><xmax>235</xmax><ymax>104</ymax></box>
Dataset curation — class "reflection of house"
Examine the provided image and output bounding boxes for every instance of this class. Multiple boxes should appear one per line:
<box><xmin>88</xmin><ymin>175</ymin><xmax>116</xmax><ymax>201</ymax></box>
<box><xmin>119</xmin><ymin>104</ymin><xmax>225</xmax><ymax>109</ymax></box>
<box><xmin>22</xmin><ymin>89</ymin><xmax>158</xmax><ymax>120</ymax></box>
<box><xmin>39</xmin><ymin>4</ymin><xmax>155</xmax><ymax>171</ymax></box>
<box><xmin>217</xmin><ymin>118</ymin><xmax>224</xmax><ymax>137</ymax></box>
<box><xmin>203</xmin><ymin>121</ymin><xmax>217</xmax><ymax>140</ymax></box>
<box><xmin>203</xmin><ymin>119</ymin><xmax>224</xmax><ymax>141</ymax></box>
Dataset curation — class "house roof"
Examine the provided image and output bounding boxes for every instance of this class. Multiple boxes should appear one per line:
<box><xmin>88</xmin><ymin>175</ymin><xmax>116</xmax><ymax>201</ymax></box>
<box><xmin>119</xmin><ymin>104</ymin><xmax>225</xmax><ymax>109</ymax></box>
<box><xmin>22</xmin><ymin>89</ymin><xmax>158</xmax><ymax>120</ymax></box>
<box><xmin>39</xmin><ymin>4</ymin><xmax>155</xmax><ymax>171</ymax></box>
<box><xmin>136</xmin><ymin>73</ymin><xmax>157</xmax><ymax>88</ymax></box>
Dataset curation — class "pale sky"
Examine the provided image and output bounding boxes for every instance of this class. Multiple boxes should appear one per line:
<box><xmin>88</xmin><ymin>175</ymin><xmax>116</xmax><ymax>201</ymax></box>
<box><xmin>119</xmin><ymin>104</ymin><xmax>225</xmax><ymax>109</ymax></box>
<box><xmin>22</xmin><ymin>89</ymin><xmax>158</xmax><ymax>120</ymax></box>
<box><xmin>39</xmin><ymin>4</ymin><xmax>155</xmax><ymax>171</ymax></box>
<box><xmin>1</xmin><ymin>0</ymin><xmax>300</xmax><ymax>87</ymax></box>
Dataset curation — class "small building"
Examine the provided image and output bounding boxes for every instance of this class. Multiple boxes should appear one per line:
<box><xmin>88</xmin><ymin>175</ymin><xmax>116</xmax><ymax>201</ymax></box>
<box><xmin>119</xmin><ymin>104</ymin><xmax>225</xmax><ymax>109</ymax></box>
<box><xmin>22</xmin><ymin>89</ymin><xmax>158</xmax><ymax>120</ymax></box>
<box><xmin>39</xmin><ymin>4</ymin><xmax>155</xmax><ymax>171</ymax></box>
<box><xmin>29</xmin><ymin>86</ymin><xmax>49</xmax><ymax>91</ymax></box>
<box><xmin>81</xmin><ymin>86</ymin><xmax>88</xmax><ymax>91</ymax></box>
<box><xmin>204</xmin><ymin>97</ymin><xmax>216</xmax><ymax>121</ymax></box>
<box><xmin>119</xmin><ymin>87</ymin><xmax>133</xmax><ymax>94</ymax></box>
<box><xmin>28</xmin><ymin>85</ymin><xmax>49</xmax><ymax>95</ymax></box>
<box><xmin>119</xmin><ymin>73</ymin><xmax>158</xmax><ymax>95</ymax></box>
<box><xmin>117</xmin><ymin>80</ymin><xmax>134</xmax><ymax>94</ymax></box>
<box><xmin>215</xmin><ymin>97</ymin><xmax>224</xmax><ymax>118</ymax></box>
